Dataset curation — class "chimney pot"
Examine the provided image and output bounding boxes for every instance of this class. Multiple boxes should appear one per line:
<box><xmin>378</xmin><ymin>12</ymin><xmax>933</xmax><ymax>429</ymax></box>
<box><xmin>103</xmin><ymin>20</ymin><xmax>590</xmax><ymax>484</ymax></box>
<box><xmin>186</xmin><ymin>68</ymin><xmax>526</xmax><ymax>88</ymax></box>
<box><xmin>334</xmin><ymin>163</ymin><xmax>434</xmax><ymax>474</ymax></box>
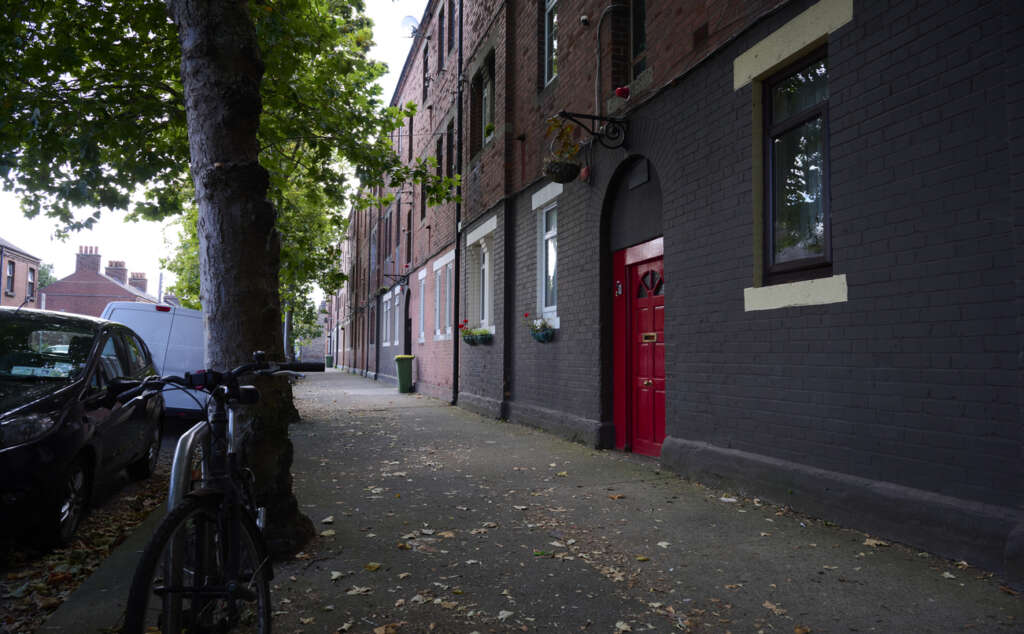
<box><xmin>75</xmin><ymin>246</ymin><xmax>101</xmax><ymax>273</ymax></box>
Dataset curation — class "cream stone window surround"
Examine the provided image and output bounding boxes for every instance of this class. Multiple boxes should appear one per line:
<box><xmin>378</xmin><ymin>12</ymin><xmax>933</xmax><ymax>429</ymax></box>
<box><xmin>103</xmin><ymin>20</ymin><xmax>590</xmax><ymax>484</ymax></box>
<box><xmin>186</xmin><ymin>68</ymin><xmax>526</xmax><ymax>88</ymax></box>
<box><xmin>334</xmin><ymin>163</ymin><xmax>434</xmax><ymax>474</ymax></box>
<box><xmin>734</xmin><ymin>0</ymin><xmax>852</xmax><ymax>312</ymax></box>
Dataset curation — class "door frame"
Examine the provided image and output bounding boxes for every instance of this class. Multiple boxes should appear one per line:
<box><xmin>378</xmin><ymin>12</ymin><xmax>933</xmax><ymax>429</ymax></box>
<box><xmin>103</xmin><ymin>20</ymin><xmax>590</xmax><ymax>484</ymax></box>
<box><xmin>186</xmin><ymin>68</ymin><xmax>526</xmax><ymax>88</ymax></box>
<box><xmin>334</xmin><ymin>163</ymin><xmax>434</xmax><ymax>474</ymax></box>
<box><xmin>612</xmin><ymin>236</ymin><xmax>664</xmax><ymax>453</ymax></box>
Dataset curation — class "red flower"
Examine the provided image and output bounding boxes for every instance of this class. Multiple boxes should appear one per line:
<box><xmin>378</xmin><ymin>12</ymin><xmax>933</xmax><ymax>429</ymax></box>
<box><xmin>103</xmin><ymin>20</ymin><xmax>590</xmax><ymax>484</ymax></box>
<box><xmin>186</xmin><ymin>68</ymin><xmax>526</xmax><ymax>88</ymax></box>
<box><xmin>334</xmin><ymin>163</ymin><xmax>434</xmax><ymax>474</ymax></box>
<box><xmin>523</xmin><ymin>312</ymin><xmax>529</xmax><ymax>318</ymax></box>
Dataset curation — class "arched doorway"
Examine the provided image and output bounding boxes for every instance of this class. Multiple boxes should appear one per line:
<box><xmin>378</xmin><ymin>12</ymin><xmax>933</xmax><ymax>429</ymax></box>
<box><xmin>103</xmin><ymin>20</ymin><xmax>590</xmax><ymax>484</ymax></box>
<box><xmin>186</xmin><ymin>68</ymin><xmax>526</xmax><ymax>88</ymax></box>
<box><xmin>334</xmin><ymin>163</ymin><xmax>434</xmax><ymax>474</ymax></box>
<box><xmin>605</xmin><ymin>156</ymin><xmax>665</xmax><ymax>456</ymax></box>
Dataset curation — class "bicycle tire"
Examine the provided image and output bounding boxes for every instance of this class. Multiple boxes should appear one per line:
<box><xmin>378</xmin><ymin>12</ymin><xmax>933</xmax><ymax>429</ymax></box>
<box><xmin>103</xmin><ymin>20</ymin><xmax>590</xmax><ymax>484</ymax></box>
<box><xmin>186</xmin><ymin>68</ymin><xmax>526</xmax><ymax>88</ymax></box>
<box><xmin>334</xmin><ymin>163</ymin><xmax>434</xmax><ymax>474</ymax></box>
<box><xmin>123</xmin><ymin>495</ymin><xmax>272</xmax><ymax>634</ymax></box>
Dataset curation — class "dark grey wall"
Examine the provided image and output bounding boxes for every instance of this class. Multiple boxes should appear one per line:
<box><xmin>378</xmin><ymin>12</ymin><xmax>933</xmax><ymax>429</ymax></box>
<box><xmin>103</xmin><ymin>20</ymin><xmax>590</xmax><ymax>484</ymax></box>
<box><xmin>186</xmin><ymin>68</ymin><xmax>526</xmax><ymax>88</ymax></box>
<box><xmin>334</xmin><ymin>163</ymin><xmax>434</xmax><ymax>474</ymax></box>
<box><xmin>502</xmin><ymin>0</ymin><xmax>1021</xmax><ymax>573</ymax></box>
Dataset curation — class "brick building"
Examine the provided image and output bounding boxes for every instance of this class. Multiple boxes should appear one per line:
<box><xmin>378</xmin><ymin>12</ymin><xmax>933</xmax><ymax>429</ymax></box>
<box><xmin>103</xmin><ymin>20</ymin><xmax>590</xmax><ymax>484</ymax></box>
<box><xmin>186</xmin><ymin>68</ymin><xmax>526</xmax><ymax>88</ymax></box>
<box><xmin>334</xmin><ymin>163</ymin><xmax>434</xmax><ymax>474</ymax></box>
<box><xmin>331</xmin><ymin>0</ymin><xmax>1023</xmax><ymax>578</ymax></box>
<box><xmin>0</xmin><ymin>236</ymin><xmax>42</xmax><ymax>308</ymax></box>
<box><xmin>40</xmin><ymin>246</ymin><xmax>157</xmax><ymax>316</ymax></box>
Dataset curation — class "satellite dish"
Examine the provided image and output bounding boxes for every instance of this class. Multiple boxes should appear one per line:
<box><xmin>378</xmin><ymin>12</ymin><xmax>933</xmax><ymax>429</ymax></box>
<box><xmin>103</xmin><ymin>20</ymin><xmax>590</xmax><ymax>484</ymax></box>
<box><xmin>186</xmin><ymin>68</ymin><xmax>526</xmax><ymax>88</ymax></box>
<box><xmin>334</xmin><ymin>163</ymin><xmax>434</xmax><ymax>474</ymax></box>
<box><xmin>400</xmin><ymin>16</ymin><xmax>420</xmax><ymax>38</ymax></box>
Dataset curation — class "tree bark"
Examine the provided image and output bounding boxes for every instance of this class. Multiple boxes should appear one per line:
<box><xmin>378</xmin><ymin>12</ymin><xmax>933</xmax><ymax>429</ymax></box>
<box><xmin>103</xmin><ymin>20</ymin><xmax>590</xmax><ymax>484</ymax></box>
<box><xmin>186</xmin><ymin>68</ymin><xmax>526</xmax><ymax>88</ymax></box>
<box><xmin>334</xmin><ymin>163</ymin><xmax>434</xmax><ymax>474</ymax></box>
<box><xmin>165</xmin><ymin>0</ymin><xmax>314</xmax><ymax>557</ymax></box>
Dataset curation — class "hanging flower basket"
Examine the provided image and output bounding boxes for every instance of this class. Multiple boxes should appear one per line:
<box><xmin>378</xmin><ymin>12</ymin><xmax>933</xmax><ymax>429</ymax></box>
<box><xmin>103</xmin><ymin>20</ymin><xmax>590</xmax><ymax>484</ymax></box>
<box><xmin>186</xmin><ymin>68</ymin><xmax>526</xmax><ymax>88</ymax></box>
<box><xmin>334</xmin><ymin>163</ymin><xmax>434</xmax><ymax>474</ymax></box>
<box><xmin>531</xmin><ymin>328</ymin><xmax>555</xmax><ymax>343</ymax></box>
<box><xmin>462</xmin><ymin>333</ymin><xmax>478</xmax><ymax>345</ymax></box>
<box><xmin>474</xmin><ymin>332</ymin><xmax>494</xmax><ymax>345</ymax></box>
<box><xmin>543</xmin><ymin>160</ymin><xmax>581</xmax><ymax>184</ymax></box>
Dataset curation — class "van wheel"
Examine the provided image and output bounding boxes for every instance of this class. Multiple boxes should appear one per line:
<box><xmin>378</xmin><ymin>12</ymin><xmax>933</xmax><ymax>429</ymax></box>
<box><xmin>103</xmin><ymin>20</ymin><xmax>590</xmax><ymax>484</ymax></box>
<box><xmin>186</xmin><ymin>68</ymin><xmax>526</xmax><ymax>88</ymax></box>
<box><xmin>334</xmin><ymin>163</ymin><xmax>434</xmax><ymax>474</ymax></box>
<box><xmin>128</xmin><ymin>423</ymin><xmax>162</xmax><ymax>480</ymax></box>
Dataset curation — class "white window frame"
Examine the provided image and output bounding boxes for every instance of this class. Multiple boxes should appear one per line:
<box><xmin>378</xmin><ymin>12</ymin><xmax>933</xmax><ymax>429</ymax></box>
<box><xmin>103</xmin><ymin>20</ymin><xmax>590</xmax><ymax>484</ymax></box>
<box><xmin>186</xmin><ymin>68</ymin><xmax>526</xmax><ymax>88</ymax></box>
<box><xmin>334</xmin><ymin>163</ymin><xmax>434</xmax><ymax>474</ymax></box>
<box><xmin>381</xmin><ymin>291</ymin><xmax>391</xmax><ymax>347</ymax></box>
<box><xmin>445</xmin><ymin>262</ymin><xmax>453</xmax><ymax>335</ymax></box>
<box><xmin>5</xmin><ymin>260</ymin><xmax>14</xmax><ymax>294</ymax></box>
<box><xmin>418</xmin><ymin>272</ymin><xmax>426</xmax><ymax>343</ymax></box>
<box><xmin>26</xmin><ymin>268</ymin><xmax>35</xmax><ymax>298</ymax></box>
<box><xmin>544</xmin><ymin>0</ymin><xmax>558</xmax><ymax>85</ymax></box>
<box><xmin>465</xmin><ymin>216</ymin><xmax>497</xmax><ymax>330</ymax></box>
<box><xmin>432</xmin><ymin>249</ymin><xmax>455</xmax><ymax>339</ymax></box>
<box><xmin>393</xmin><ymin>294</ymin><xmax>401</xmax><ymax>346</ymax></box>
<box><xmin>539</xmin><ymin>203</ymin><xmax>559</xmax><ymax>324</ymax></box>
<box><xmin>434</xmin><ymin>270</ymin><xmax>442</xmax><ymax>338</ymax></box>
<box><xmin>531</xmin><ymin>183</ymin><xmax>562</xmax><ymax>327</ymax></box>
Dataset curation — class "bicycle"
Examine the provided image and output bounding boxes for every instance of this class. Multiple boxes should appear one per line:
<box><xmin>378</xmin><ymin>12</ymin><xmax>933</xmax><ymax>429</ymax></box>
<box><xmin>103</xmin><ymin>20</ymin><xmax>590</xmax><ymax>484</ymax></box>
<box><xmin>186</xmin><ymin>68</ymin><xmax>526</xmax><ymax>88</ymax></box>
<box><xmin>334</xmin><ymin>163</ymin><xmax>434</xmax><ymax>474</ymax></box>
<box><xmin>121</xmin><ymin>352</ymin><xmax>324</xmax><ymax>634</ymax></box>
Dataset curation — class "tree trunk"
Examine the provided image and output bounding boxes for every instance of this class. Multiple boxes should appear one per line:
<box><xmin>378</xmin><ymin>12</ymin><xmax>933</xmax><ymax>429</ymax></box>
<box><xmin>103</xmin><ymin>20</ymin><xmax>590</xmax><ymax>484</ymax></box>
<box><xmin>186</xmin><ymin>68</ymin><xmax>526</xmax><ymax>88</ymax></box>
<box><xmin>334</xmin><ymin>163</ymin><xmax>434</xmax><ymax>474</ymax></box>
<box><xmin>165</xmin><ymin>0</ymin><xmax>314</xmax><ymax>557</ymax></box>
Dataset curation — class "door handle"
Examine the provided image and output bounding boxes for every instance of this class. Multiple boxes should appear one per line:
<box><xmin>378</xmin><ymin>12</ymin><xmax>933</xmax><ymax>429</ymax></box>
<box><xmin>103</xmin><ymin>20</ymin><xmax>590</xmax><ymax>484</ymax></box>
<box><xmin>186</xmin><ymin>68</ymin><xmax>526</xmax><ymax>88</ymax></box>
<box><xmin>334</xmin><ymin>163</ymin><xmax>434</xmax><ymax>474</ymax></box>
<box><xmin>640</xmin><ymin>332</ymin><xmax>657</xmax><ymax>343</ymax></box>
<box><xmin>643</xmin><ymin>379</ymin><xmax>653</xmax><ymax>386</ymax></box>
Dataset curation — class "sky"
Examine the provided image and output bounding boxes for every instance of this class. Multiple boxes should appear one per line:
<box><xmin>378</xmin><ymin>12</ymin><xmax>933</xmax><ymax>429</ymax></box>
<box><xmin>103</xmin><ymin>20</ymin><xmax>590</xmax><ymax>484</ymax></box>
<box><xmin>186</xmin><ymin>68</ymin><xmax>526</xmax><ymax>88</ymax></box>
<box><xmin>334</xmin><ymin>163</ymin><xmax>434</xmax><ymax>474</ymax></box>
<box><xmin>0</xmin><ymin>0</ymin><xmax>426</xmax><ymax>301</ymax></box>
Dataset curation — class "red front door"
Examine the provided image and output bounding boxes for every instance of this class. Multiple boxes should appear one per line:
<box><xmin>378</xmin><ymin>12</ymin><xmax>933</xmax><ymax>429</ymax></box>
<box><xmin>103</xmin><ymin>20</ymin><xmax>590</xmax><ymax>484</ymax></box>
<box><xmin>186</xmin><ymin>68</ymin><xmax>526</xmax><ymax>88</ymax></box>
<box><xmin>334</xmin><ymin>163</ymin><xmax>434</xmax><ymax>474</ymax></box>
<box><xmin>613</xmin><ymin>238</ymin><xmax>665</xmax><ymax>457</ymax></box>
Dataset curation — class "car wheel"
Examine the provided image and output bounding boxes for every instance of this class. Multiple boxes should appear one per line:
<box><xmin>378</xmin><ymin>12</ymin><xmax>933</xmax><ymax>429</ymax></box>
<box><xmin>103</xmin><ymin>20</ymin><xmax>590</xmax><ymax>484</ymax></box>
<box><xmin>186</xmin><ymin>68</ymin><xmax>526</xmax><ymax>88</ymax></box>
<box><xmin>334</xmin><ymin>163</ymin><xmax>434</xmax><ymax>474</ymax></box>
<box><xmin>127</xmin><ymin>422</ymin><xmax>162</xmax><ymax>480</ymax></box>
<box><xmin>35</xmin><ymin>457</ymin><xmax>90</xmax><ymax>548</ymax></box>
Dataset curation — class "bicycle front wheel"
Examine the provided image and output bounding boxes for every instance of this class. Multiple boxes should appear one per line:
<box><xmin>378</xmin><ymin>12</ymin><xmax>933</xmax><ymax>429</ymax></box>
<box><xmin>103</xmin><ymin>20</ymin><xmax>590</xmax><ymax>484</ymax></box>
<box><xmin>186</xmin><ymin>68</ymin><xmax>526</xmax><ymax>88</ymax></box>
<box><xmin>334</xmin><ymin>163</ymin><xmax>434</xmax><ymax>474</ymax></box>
<box><xmin>124</xmin><ymin>495</ymin><xmax>272</xmax><ymax>634</ymax></box>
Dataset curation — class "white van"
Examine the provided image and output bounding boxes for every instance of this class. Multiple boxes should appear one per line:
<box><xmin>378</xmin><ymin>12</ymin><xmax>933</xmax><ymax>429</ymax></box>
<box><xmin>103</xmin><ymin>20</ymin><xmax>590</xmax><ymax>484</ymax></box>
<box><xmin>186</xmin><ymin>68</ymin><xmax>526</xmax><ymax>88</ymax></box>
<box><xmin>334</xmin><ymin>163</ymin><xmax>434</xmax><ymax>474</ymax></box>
<box><xmin>101</xmin><ymin>301</ymin><xmax>208</xmax><ymax>420</ymax></box>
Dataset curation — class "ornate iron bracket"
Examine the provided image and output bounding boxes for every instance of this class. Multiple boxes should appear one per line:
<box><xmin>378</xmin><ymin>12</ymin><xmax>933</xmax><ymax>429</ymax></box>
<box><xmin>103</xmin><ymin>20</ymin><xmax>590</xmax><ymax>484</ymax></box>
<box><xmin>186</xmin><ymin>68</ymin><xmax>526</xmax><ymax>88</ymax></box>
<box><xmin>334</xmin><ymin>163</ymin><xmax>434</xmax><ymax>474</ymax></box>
<box><xmin>383</xmin><ymin>272</ymin><xmax>409</xmax><ymax>286</ymax></box>
<box><xmin>557</xmin><ymin>111</ymin><xmax>627</xmax><ymax>149</ymax></box>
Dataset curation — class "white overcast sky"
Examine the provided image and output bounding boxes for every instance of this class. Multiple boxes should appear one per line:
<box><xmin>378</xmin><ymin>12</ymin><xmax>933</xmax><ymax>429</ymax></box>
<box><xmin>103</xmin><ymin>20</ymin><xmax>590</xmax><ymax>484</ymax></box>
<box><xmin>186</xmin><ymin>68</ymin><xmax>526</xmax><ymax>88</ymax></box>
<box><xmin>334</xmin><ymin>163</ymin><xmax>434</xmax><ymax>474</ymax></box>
<box><xmin>0</xmin><ymin>0</ymin><xmax>425</xmax><ymax>299</ymax></box>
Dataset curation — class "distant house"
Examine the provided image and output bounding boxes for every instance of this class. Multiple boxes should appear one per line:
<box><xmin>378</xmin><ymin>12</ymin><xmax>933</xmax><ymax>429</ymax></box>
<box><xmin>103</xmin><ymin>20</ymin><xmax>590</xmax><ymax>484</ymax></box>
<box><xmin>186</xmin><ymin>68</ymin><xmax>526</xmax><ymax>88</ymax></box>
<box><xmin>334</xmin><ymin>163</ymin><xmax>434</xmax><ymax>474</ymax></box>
<box><xmin>0</xmin><ymin>236</ymin><xmax>42</xmax><ymax>309</ymax></box>
<box><xmin>41</xmin><ymin>246</ymin><xmax>157</xmax><ymax>316</ymax></box>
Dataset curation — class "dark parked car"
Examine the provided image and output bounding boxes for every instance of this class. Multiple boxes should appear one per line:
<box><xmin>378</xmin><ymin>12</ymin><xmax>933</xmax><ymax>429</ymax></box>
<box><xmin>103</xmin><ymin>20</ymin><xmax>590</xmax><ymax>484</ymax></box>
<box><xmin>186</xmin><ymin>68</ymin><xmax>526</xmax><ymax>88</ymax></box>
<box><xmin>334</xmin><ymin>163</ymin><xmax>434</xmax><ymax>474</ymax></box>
<box><xmin>0</xmin><ymin>307</ymin><xmax>164</xmax><ymax>547</ymax></box>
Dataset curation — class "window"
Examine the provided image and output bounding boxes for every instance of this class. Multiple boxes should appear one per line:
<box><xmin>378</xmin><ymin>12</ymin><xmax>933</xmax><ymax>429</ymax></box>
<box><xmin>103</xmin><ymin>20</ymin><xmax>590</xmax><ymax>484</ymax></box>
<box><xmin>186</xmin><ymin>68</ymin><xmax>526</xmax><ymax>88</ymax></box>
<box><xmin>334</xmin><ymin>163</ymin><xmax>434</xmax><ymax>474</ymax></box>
<box><xmin>418</xmin><ymin>277</ymin><xmax>425</xmax><ymax>341</ymax></box>
<box><xmin>369</xmin><ymin>307</ymin><xmax>376</xmax><ymax>345</ymax></box>
<box><xmin>469</xmin><ymin>53</ymin><xmax>495</xmax><ymax>154</ymax></box>
<box><xmin>434</xmin><ymin>270</ymin><xmax>442</xmax><ymax>336</ymax></box>
<box><xmin>631</xmin><ymin>0</ymin><xmax>647</xmax><ymax>78</ymax></box>
<box><xmin>393</xmin><ymin>294</ymin><xmax>401</xmax><ymax>346</ymax></box>
<box><xmin>26</xmin><ymin>268</ymin><xmax>35</xmax><ymax>299</ymax></box>
<box><xmin>764</xmin><ymin>52</ymin><xmax>830</xmax><ymax>281</ymax></box>
<box><xmin>5</xmin><ymin>260</ymin><xmax>14</xmax><ymax>294</ymax></box>
<box><xmin>544</xmin><ymin>0</ymin><xmax>558</xmax><ymax>84</ymax></box>
<box><xmin>541</xmin><ymin>204</ymin><xmax>557</xmax><ymax>313</ymax></box>
<box><xmin>408</xmin><ymin>116</ymin><xmax>414</xmax><ymax>162</ymax></box>
<box><xmin>448</xmin><ymin>0</ymin><xmax>455</xmax><ymax>53</ymax></box>
<box><xmin>422</xmin><ymin>45</ymin><xmax>429</xmax><ymax>102</ymax></box>
<box><xmin>446</xmin><ymin>120</ymin><xmax>455</xmax><ymax>177</ymax></box>
<box><xmin>479</xmin><ymin>248</ymin><xmax>488</xmax><ymax>325</ymax></box>
<box><xmin>382</xmin><ymin>295</ymin><xmax>391</xmax><ymax>346</ymax></box>
<box><xmin>445</xmin><ymin>262</ymin><xmax>453</xmax><ymax>334</ymax></box>
<box><xmin>436</xmin><ymin>136</ymin><xmax>443</xmax><ymax>182</ymax></box>
<box><xmin>438</xmin><ymin>9</ymin><xmax>445</xmax><ymax>68</ymax></box>
<box><xmin>611</xmin><ymin>0</ymin><xmax>646</xmax><ymax>89</ymax></box>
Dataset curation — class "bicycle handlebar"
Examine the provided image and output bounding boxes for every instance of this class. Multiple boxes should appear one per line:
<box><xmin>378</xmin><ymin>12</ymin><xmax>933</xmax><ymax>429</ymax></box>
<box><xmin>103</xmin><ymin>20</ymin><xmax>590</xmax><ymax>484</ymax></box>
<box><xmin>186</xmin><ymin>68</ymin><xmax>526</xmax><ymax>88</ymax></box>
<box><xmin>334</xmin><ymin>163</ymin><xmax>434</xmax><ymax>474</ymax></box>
<box><xmin>118</xmin><ymin>356</ymin><xmax>325</xmax><ymax>403</ymax></box>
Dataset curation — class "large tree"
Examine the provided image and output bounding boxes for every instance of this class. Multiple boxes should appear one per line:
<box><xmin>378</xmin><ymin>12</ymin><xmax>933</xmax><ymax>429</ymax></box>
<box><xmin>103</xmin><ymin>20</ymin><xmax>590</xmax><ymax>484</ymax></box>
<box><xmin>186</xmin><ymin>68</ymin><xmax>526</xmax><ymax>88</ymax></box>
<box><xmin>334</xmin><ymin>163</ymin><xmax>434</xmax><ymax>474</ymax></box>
<box><xmin>2</xmin><ymin>0</ymin><xmax>455</xmax><ymax>555</ymax></box>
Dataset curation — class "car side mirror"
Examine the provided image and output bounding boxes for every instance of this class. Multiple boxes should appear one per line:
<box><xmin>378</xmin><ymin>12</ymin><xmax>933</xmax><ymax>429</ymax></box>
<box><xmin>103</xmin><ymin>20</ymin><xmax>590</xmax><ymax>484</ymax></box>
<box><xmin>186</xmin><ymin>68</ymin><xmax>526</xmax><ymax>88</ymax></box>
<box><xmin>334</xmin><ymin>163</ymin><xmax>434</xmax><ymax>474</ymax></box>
<box><xmin>106</xmin><ymin>377</ymin><xmax>142</xmax><ymax>407</ymax></box>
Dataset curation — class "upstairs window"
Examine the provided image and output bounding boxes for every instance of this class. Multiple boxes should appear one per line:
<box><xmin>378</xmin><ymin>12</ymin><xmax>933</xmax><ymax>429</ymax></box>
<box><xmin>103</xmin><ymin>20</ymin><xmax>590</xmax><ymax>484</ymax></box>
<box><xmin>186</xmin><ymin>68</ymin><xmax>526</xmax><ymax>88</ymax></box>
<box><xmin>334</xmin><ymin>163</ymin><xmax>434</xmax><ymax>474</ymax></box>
<box><xmin>422</xmin><ymin>45</ymin><xmax>429</xmax><ymax>102</ymax></box>
<box><xmin>448</xmin><ymin>0</ymin><xmax>456</xmax><ymax>53</ymax></box>
<box><xmin>469</xmin><ymin>53</ymin><xmax>495</xmax><ymax>154</ymax></box>
<box><xmin>765</xmin><ymin>51</ymin><xmax>830</xmax><ymax>281</ymax></box>
<box><xmin>408</xmin><ymin>116</ymin><xmax>414</xmax><ymax>162</ymax></box>
<box><xmin>446</xmin><ymin>120</ymin><xmax>455</xmax><ymax>177</ymax></box>
<box><xmin>438</xmin><ymin>9</ymin><xmax>445</xmax><ymax>68</ymax></box>
<box><xmin>26</xmin><ymin>268</ymin><xmax>35</xmax><ymax>299</ymax></box>
<box><xmin>544</xmin><ymin>0</ymin><xmax>558</xmax><ymax>85</ymax></box>
<box><xmin>4</xmin><ymin>261</ymin><xmax>14</xmax><ymax>294</ymax></box>
<box><xmin>611</xmin><ymin>0</ymin><xmax>646</xmax><ymax>89</ymax></box>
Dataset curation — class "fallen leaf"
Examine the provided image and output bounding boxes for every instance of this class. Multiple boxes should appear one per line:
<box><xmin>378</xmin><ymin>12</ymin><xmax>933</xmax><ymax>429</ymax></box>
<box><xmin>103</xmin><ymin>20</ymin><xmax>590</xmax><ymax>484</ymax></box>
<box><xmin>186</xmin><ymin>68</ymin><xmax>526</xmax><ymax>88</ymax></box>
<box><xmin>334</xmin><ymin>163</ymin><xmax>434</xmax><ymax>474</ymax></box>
<box><xmin>339</xmin><ymin>620</ymin><xmax>355</xmax><ymax>631</ymax></box>
<box><xmin>999</xmin><ymin>585</ymin><xmax>1020</xmax><ymax>596</ymax></box>
<box><xmin>346</xmin><ymin>586</ymin><xmax>372</xmax><ymax>595</ymax></box>
<box><xmin>300</xmin><ymin>616</ymin><xmax>315</xmax><ymax>624</ymax></box>
<box><xmin>482</xmin><ymin>522</ymin><xmax>499</xmax><ymax>528</ymax></box>
<box><xmin>719</xmin><ymin>497</ymin><xmax>738</xmax><ymax>503</ymax></box>
<box><xmin>330</xmin><ymin>571</ymin><xmax>344</xmax><ymax>581</ymax></box>
<box><xmin>438</xmin><ymin>531</ymin><xmax>456</xmax><ymax>538</ymax></box>
<box><xmin>724</xmin><ymin>584</ymin><xmax>742</xmax><ymax>590</ymax></box>
<box><xmin>513</xmin><ymin>505</ymin><xmax>527</xmax><ymax>511</ymax></box>
<box><xmin>657</xmin><ymin>541</ymin><xmax>670</xmax><ymax>548</ymax></box>
<box><xmin>760</xmin><ymin>532</ymin><xmax>772</xmax><ymax>537</ymax></box>
<box><xmin>556</xmin><ymin>471</ymin><xmax>568</xmax><ymax>477</ymax></box>
<box><xmin>320</xmin><ymin>529</ymin><xmax>336</xmax><ymax>537</ymax></box>
<box><xmin>955</xmin><ymin>560</ymin><xmax>969</xmax><ymax>569</ymax></box>
<box><xmin>364</xmin><ymin>562</ymin><xmax>382</xmax><ymax>572</ymax></box>
<box><xmin>396</xmin><ymin>542</ymin><xmax>412</xmax><ymax>550</ymax></box>
<box><xmin>395</xmin><ymin>598</ymin><xmax>406</xmax><ymax>607</ymax></box>
<box><xmin>942</xmin><ymin>572</ymin><xmax>956</xmax><ymax>579</ymax></box>
<box><xmin>615</xmin><ymin>621</ymin><xmax>633</xmax><ymax>632</ymax></box>
<box><xmin>321</xmin><ymin>515</ymin><xmax>335</xmax><ymax>524</ymax></box>
<box><xmin>498</xmin><ymin>610</ymin><xmax>515</xmax><ymax>621</ymax></box>
<box><xmin>410</xmin><ymin>594</ymin><xmax>427</xmax><ymax>605</ymax></box>
<box><xmin>763</xmin><ymin>600</ymin><xmax>787</xmax><ymax>616</ymax></box>
<box><xmin>398</xmin><ymin>572</ymin><xmax>412</xmax><ymax>579</ymax></box>
<box><xmin>863</xmin><ymin>537</ymin><xmax>888</xmax><ymax>547</ymax></box>
<box><xmin>794</xmin><ymin>627</ymin><xmax>812</xmax><ymax>634</ymax></box>
<box><xmin>636</xmin><ymin>555</ymin><xmax>650</xmax><ymax>562</ymax></box>
<box><xmin>608</xmin><ymin>494</ymin><xmax>625</xmax><ymax>500</ymax></box>
<box><xmin>420</xmin><ymin>528</ymin><xmax>436</xmax><ymax>536</ymax></box>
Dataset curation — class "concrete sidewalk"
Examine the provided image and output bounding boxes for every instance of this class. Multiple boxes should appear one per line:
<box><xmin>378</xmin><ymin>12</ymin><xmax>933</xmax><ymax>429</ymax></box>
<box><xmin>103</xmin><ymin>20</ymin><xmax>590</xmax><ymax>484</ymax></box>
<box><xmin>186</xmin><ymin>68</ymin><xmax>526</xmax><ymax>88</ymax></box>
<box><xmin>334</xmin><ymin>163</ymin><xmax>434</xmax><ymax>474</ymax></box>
<box><xmin>45</xmin><ymin>370</ymin><xmax>1022</xmax><ymax>632</ymax></box>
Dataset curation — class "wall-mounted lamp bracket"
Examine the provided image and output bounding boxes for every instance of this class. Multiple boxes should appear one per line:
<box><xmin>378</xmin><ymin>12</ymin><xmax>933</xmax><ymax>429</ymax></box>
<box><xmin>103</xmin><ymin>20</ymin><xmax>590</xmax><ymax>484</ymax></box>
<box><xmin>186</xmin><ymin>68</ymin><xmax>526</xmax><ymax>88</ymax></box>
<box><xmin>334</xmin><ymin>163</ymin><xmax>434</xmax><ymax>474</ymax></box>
<box><xmin>557</xmin><ymin>111</ymin><xmax>627</xmax><ymax>149</ymax></box>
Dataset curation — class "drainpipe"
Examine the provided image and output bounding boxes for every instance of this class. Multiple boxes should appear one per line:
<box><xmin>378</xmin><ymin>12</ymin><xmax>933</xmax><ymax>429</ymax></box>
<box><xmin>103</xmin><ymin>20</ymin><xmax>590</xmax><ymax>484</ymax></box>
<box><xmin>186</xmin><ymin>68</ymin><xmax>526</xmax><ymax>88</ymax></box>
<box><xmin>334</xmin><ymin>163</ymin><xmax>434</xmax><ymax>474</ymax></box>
<box><xmin>374</xmin><ymin>196</ymin><xmax>383</xmax><ymax>380</ymax></box>
<box><xmin>451</xmin><ymin>0</ymin><xmax>464</xmax><ymax>405</ymax></box>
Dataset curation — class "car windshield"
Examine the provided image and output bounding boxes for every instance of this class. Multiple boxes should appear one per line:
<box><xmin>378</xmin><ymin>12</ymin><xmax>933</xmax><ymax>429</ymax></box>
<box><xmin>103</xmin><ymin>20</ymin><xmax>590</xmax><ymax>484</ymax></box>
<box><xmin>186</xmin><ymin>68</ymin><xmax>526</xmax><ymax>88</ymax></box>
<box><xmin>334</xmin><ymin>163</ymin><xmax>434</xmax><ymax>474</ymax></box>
<box><xmin>0</xmin><ymin>313</ymin><xmax>97</xmax><ymax>382</ymax></box>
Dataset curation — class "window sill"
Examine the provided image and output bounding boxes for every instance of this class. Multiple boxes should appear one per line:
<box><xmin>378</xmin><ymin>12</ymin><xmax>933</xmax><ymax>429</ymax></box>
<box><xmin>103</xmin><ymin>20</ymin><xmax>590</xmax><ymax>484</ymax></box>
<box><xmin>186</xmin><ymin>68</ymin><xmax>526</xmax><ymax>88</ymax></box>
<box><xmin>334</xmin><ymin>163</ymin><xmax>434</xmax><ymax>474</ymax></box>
<box><xmin>744</xmin><ymin>274</ymin><xmax>848</xmax><ymax>312</ymax></box>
